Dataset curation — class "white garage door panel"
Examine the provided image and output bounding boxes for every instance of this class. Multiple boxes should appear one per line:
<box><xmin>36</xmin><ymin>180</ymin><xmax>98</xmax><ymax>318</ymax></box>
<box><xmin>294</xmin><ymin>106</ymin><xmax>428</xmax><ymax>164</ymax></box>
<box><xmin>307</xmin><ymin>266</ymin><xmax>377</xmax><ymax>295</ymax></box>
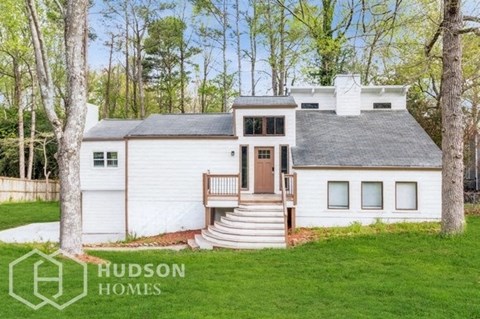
<box><xmin>82</xmin><ymin>191</ymin><xmax>125</xmax><ymax>234</ymax></box>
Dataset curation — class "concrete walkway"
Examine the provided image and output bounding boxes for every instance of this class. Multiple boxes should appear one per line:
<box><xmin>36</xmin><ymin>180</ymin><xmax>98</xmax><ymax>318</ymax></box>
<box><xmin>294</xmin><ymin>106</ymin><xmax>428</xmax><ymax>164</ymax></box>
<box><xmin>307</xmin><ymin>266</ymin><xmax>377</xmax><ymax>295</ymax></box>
<box><xmin>0</xmin><ymin>222</ymin><xmax>59</xmax><ymax>243</ymax></box>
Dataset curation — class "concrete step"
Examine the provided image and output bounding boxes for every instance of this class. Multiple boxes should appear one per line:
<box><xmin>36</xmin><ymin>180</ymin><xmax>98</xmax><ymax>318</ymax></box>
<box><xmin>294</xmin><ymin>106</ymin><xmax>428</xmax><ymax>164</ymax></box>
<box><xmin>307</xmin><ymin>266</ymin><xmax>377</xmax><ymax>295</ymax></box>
<box><xmin>214</xmin><ymin>221</ymin><xmax>285</xmax><ymax>235</ymax></box>
<box><xmin>193</xmin><ymin>234</ymin><xmax>213</xmax><ymax>250</ymax></box>
<box><xmin>187</xmin><ymin>238</ymin><xmax>199</xmax><ymax>250</ymax></box>
<box><xmin>233</xmin><ymin>209</ymin><xmax>284</xmax><ymax>217</ymax></box>
<box><xmin>207</xmin><ymin>226</ymin><xmax>285</xmax><ymax>242</ymax></box>
<box><xmin>202</xmin><ymin>230</ymin><xmax>286</xmax><ymax>249</ymax></box>
<box><xmin>225</xmin><ymin>213</ymin><xmax>284</xmax><ymax>223</ymax></box>
<box><xmin>221</xmin><ymin>216</ymin><xmax>284</xmax><ymax>229</ymax></box>
<box><xmin>237</xmin><ymin>205</ymin><xmax>283</xmax><ymax>212</ymax></box>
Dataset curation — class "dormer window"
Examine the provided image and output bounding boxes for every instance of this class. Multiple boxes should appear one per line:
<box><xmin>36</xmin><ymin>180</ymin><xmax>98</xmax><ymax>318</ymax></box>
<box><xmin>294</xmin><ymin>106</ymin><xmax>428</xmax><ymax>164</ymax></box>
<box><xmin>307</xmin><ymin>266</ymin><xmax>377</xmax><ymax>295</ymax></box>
<box><xmin>301</xmin><ymin>103</ymin><xmax>319</xmax><ymax>109</ymax></box>
<box><xmin>244</xmin><ymin>117</ymin><xmax>285</xmax><ymax>136</ymax></box>
<box><xmin>373</xmin><ymin>103</ymin><xmax>392</xmax><ymax>109</ymax></box>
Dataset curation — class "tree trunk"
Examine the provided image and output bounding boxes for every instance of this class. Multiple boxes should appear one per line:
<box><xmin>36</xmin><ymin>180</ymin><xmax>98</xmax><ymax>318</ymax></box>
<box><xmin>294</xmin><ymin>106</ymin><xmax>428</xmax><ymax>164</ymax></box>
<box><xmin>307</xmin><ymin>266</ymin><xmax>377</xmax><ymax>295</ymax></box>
<box><xmin>14</xmin><ymin>59</ymin><xmax>25</xmax><ymax>179</ymax></box>
<box><xmin>27</xmin><ymin>69</ymin><xmax>37</xmax><ymax>180</ymax></box>
<box><xmin>441</xmin><ymin>0</ymin><xmax>465</xmax><ymax>234</ymax></box>
<box><xmin>104</xmin><ymin>33</ymin><xmax>114</xmax><ymax>119</ymax></box>
<box><xmin>26</xmin><ymin>0</ymin><xmax>88</xmax><ymax>255</ymax></box>
<box><xmin>125</xmin><ymin>6</ymin><xmax>130</xmax><ymax>118</ymax></box>
<box><xmin>222</xmin><ymin>0</ymin><xmax>228</xmax><ymax>112</ymax></box>
<box><xmin>235</xmin><ymin>0</ymin><xmax>242</xmax><ymax>96</ymax></box>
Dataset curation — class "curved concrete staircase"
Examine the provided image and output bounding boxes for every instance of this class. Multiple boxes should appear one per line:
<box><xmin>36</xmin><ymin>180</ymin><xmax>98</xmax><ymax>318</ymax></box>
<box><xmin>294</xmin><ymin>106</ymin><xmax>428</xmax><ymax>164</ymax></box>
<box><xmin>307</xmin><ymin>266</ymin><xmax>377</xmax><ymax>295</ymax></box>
<box><xmin>189</xmin><ymin>204</ymin><xmax>287</xmax><ymax>249</ymax></box>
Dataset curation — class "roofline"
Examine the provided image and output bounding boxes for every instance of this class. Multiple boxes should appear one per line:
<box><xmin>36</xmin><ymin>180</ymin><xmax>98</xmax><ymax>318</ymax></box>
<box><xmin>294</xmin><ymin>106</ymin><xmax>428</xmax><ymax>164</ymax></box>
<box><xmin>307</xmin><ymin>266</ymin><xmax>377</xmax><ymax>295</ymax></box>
<box><xmin>292</xmin><ymin>165</ymin><xmax>442</xmax><ymax>171</ymax></box>
<box><xmin>125</xmin><ymin>135</ymin><xmax>238</xmax><ymax>140</ymax></box>
<box><xmin>82</xmin><ymin>137</ymin><xmax>125</xmax><ymax>142</ymax></box>
<box><xmin>232</xmin><ymin>104</ymin><xmax>297</xmax><ymax>109</ymax></box>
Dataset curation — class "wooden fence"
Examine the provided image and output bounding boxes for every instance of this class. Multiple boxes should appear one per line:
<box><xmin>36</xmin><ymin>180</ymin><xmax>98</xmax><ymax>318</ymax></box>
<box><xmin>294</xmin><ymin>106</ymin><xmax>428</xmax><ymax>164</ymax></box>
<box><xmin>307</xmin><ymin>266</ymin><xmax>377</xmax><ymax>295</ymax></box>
<box><xmin>0</xmin><ymin>177</ymin><xmax>60</xmax><ymax>202</ymax></box>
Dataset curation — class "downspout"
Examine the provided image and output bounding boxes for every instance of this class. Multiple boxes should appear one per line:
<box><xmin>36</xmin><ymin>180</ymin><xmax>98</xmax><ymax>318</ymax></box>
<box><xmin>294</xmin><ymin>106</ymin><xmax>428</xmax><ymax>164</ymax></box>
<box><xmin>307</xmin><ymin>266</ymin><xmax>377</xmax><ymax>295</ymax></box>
<box><xmin>124</xmin><ymin>138</ymin><xmax>129</xmax><ymax>238</ymax></box>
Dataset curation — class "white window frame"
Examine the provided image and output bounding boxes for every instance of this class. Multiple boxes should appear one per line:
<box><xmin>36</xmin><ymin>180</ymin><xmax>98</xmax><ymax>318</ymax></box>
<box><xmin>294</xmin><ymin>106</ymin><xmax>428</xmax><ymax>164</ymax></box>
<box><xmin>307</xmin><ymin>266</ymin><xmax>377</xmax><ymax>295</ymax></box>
<box><xmin>328</xmin><ymin>181</ymin><xmax>350</xmax><ymax>210</ymax></box>
<box><xmin>395</xmin><ymin>182</ymin><xmax>418</xmax><ymax>211</ymax></box>
<box><xmin>92</xmin><ymin>151</ymin><xmax>119</xmax><ymax>168</ymax></box>
<box><xmin>361</xmin><ymin>182</ymin><xmax>383</xmax><ymax>210</ymax></box>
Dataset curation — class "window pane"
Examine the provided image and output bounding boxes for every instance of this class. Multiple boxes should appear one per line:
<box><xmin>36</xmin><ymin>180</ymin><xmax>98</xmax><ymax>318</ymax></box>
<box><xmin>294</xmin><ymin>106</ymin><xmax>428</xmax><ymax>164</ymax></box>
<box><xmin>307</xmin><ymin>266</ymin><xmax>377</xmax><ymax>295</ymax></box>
<box><xmin>93</xmin><ymin>152</ymin><xmax>104</xmax><ymax>167</ymax></box>
<box><xmin>107</xmin><ymin>152</ymin><xmax>118</xmax><ymax>160</ymax></box>
<box><xmin>328</xmin><ymin>182</ymin><xmax>349</xmax><ymax>209</ymax></box>
<box><xmin>244</xmin><ymin>118</ymin><xmax>254</xmax><ymax>135</ymax></box>
<box><xmin>253</xmin><ymin>118</ymin><xmax>262</xmax><ymax>134</ymax></box>
<box><xmin>266</xmin><ymin>117</ymin><xmax>275</xmax><ymax>134</ymax></box>
<box><xmin>93</xmin><ymin>152</ymin><xmax>104</xmax><ymax>160</ymax></box>
<box><xmin>106</xmin><ymin>152</ymin><xmax>118</xmax><ymax>167</ymax></box>
<box><xmin>241</xmin><ymin>146</ymin><xmax>248</xmax><ymax>189</ymax></box>
<box><xmin>275</xmin><ymin>117</ymin><xmax>285</xmax><ymax>134</ymax></box>
<box><xmin>281</xmin><ymin>146</ymin><xmax>288</xmax><ymax>174</ymax></box>
<box><xmin>362</xmin><ymin>182</ymin><xmax>383</xmax><ymax>209</ymax></box>
<box><xmin>396</xmin><ymin>182</ymin><xmax>417</xmax><ymax>210</ymax></box>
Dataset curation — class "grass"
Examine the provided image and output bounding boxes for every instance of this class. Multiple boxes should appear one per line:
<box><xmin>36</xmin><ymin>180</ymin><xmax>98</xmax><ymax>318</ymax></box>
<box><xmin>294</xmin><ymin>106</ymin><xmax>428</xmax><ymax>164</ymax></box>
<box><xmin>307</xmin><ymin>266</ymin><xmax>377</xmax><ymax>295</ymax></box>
<box><xmin>0</xmin><ymin>201</ymin><xmax>60</xmax><ymax>231</ymax></box>
<box><xmin>1</xmin><ymin>216</ymin><xmax>480</xmax><ymax>318</ymax></box>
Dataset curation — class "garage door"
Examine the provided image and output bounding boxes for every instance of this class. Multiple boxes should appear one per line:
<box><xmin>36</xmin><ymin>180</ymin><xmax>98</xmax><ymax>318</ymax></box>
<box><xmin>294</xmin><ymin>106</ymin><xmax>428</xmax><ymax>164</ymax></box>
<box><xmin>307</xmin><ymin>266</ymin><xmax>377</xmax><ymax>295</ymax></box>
<box><xmin>82</xmin><ymin>191</ymin><xmax>125</xmax><ymax>234</ymax></box>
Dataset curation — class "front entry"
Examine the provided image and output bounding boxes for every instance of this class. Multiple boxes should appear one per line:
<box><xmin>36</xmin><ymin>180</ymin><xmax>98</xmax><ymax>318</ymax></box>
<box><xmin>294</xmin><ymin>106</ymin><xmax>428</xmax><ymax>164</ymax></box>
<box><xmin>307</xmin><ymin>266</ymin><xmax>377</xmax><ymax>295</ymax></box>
<box><xmin>254</xmin><ymin>147</ymin><xmax>275</xmax><ymax>193</ymax></box>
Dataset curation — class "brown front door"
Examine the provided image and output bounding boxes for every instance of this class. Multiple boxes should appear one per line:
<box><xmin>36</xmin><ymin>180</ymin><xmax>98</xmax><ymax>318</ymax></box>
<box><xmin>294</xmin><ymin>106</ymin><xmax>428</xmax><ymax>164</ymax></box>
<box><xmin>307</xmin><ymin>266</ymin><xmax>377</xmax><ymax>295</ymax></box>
<box><xmin>254</xmin><ymin>147</ymin><xmax>274</xmax><ymax>193</ymax></box>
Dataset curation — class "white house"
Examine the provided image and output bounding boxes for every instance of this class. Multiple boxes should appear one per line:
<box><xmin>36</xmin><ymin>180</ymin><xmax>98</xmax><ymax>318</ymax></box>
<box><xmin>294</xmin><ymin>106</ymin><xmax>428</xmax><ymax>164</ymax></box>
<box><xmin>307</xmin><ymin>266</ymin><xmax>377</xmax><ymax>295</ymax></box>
<box><xmin>80</xmin><ymin>74</ymin><xmax>442</xmax><ymax>249</ymax></box>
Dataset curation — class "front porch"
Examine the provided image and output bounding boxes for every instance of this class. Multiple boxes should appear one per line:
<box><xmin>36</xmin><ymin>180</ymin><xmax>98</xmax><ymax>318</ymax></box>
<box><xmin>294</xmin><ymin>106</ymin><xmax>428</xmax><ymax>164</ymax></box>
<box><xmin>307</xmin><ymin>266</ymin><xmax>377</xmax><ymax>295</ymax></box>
<box><xmin>193</xmin><ymin>173</ymin><xmax>297</xmax><ymax>249</ymax></box>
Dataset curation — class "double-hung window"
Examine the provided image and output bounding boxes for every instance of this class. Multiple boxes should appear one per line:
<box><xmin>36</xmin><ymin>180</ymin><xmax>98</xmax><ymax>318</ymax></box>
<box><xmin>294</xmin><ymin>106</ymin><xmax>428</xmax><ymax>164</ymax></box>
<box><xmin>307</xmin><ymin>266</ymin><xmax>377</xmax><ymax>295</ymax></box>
<box><xmin>93</xmin><ymin>151</ymin><xmax>118</xmax><ymax>168</ymax></box>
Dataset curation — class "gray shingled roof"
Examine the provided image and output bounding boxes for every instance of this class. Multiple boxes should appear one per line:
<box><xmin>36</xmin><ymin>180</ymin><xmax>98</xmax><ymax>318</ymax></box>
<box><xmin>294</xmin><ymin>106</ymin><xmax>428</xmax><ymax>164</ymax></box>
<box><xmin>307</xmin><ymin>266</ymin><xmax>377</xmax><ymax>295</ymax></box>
<box><xmin>293</xmin><ymin>110</ymin><xmax>442</xmax><ymax>168</ymax></box>
<box><xmin>127</xmin><ymin>113</ymin><xmax>234</xmax><ymax>136</ymax></box>
<box><xmin>233</xmin><ymin>96</ymin><xmax>296</xmax><ymax>108</ymax></box>
<box><xmin>83</xmin><ymin>120</ymin><xmax>142</xmax><ymax>140</ymax></box>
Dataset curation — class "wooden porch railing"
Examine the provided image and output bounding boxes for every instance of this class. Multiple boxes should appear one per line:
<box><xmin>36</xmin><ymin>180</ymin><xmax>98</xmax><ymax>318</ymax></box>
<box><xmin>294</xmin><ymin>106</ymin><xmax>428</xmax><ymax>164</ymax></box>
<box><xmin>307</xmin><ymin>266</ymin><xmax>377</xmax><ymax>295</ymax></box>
<box><xmin>203</xmin><ymin>173</ymin><xmax>240</xmax><ymax>205</ymax></box>
<box><xmin>284</xmin><ymin>173</ymin><xmax>297</xmax><ymax>205</ymax></box>
<box><xmin>281</xmin><ymin>173</ymin><xmax>289</xmax><ymax>243</ymax></box>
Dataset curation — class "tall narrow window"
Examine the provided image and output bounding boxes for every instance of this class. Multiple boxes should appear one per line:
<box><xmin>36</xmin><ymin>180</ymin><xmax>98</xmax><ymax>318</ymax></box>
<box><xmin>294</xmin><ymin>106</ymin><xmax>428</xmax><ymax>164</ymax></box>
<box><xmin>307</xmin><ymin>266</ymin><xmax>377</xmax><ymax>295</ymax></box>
<box><xmin>280</xmin><ymin>145</ymin><xmax>289</xmax><ymax>189</ymax></box>
<box><xmin>396</xmin><ymin>182</ymin><xmax>417</xmax><ymax>210</ymax></box>
<box><xmin>241</xmin><ymin>146</ymin><xmax>248</xmax><ymax>189</ymax></box>
<box><xmin>328</xmin><ymin>181</ymin><xmax>349</xmax><ymax>209</ymax></box>
<box><xmin>362</xmin><ymin>182</ymin><xmax>383</xmax><ymax>209</ymax></box>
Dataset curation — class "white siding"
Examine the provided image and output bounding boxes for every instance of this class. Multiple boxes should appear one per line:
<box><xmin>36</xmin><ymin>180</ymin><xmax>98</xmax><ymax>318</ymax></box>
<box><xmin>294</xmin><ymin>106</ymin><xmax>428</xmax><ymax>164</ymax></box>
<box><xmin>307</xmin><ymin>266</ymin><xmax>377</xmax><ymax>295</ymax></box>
<box><xmin>291</xmin><ymin>91</ymin><xmax>336</xmax><ymax>110</ymax></box>
<box><xmin>295</xmin><ymin>168</ymin><xmax>441</xmax><ymax>227</ymax></box>
<box><xmin>127</xmin><ymin>139</ymin><xmax>238</xmax><ymax>236</ymax></box>
<box><xmin>235</xmin><ymin>108</ymin><xmax>296</xmax><ymax>193</ymax></box>
<box><xmin>82</xmin><ymin>190</ymin><xmax>125</xmax><ymax>243</ymax></box>
<box><xmin>360</xmin><ymin>91</ymin><xmax>406</xmax><ymax>110</ymax></box>
<box><xmin>80</xmin><ymin>141</ymin><xmax>126</xmax><ymax>191</ymax></box>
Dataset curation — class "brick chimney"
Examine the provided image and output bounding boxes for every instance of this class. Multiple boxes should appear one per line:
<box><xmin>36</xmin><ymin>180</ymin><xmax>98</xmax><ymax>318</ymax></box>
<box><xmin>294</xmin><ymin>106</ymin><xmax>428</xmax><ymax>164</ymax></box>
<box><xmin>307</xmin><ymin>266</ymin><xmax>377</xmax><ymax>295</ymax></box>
<box><xmin>334</xmin><ymin>74</ymin><xmax>361</xmax><ymax>116</ymax></box>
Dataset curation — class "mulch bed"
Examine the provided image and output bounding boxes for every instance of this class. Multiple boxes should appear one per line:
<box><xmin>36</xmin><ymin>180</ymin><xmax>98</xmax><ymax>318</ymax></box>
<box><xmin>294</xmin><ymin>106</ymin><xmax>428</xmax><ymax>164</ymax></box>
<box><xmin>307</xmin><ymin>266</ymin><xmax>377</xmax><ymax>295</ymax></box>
<box><xmin>84</xmin><ymin>229</ymin><xmax>201</xmax><ymax>248</ymax></box>
<box><xmin>288</xmin><ymin>228</ymin><xmax>318</xmax><ymax>247</ymax></box>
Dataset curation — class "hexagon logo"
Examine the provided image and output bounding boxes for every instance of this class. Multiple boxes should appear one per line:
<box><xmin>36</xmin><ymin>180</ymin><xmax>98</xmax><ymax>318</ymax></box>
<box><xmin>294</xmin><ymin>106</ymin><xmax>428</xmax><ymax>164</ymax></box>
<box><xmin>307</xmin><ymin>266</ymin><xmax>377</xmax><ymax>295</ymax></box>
<box><xmin>9</xmin><ymin>249</ymin><xmax>88</xmax><ymax>310</ymax></box>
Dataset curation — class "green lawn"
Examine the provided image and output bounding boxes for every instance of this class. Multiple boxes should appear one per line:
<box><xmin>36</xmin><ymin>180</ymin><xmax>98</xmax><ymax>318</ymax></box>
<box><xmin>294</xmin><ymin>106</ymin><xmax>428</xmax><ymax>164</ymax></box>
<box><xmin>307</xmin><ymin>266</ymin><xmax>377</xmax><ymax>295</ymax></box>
<box><xmin>1</xmin><ymin>217</ymin><xmax>480</xmax><ymax>318</ymax></box>
<box><xmin>0</xmin><ymin>201</ymin><xmax>60</xmax><ymax>230</ymax></box>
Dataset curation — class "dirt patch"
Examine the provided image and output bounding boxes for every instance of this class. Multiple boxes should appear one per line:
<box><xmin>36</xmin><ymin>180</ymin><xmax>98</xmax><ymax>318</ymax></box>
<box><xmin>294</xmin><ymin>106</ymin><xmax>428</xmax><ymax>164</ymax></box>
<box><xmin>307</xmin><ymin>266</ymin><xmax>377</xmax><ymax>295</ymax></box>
<box><xmin>85</xmin><ymin>229</ymin><xmax>201</xmax><ymax>248</ymax></box>
<box><xmin>75</xmin><ymin>254</ymin><xmax>108</xmax><ymax>265</ymax></box>
<box><xmin>288</xmin><ymin>228</ymin><xmax>318</xmax><ymax>246</ymax></box>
